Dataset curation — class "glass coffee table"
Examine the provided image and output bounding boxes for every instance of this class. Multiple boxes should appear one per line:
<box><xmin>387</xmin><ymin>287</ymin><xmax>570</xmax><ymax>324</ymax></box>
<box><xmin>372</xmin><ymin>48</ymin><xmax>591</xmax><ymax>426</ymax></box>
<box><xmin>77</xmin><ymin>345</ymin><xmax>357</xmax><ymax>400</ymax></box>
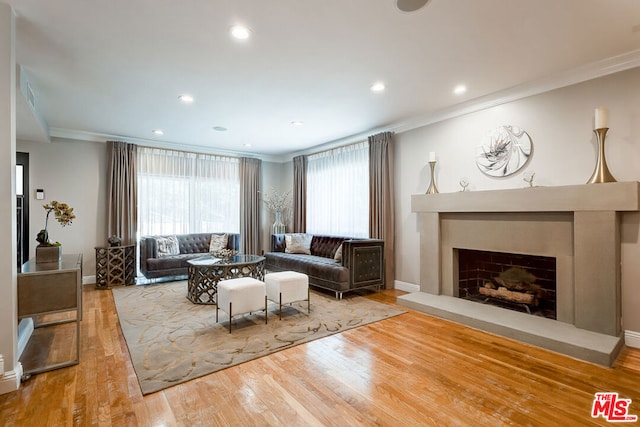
<box><xmin>186</xmin><ymin>254</ymin><xmax>265</xmax><ymax>304</ymax></box>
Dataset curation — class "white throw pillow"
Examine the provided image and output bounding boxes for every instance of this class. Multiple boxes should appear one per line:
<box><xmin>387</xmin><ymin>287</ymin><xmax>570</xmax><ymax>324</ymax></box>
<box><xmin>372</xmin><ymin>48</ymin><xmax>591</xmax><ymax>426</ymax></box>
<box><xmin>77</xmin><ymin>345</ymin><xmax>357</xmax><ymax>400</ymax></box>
<box><xmin>156</xmin><ymin>235</ymin><xmax>179</xmax><ymax>257</ymax></box>
<box><xmin>285</xmin><ymin>233</ymin><xmax>312</xmax><ymax>254</ymax></box>
<box><xmin>334</xmin><ymin>243</ymin><xmax>343</xmax><ymax>262</ymax></box>
<box><xmin>209</xmin><ymin>233</ymin><xmax>228</xmax><ymax>253</ymax></box>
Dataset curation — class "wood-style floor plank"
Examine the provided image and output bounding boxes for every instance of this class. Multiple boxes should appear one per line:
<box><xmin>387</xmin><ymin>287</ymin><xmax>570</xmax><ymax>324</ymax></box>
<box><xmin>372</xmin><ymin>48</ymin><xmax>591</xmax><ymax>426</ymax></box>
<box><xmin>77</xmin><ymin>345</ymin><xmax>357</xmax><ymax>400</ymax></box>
<box><xmin>1</xmin><ymin>285</ymin><xmax>640</xmax><ymax>426</ymax></box>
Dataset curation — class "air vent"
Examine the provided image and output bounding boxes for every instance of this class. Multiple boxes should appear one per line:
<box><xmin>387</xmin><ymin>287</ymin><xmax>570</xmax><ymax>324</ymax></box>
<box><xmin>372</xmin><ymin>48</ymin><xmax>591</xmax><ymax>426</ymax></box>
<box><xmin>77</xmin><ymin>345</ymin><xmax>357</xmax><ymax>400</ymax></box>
<box><xmin>26</xmin><ymin>82</ymin><xmax>35</xmax><ymax>111</ymax></box>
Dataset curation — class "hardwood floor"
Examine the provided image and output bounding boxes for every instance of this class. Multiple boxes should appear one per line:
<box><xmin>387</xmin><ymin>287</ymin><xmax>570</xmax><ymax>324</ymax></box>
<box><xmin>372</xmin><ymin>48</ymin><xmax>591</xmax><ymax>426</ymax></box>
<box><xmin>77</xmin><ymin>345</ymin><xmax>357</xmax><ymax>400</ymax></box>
<box><xmin>2</xmin><ymin>285</ymin><xmax>640</xmax><ymax>426</ymax></box>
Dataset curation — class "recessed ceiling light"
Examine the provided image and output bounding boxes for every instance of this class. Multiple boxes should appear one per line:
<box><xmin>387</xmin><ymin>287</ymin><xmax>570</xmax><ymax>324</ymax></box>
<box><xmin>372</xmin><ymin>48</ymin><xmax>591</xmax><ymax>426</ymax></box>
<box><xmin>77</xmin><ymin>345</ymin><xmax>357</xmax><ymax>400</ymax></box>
<box><xmin>244</xmin><ymin>143</ymin><xmax>252</xmax><ymax>148</ymax></box>
<box><xmin>178</xmin><ymin>94</ymin><xmax>194</xmax><ymax>103</ymax></box>
<box><xmin>371</xmin><ymin>82</ymin><xmax>386</xmax><ymax>93</ymax></box>
<box><xmin>291</xmin><ymin>121</ymin><xmax>304</xmax><ymax>127</ymax></box>
<box><xmin>230</xmin><ymin>25</ymin><xmax>251</xmax><ymax>40</ymax></box>
<box><xmin>453</xmin><ymin>84</ymin><xmax>467</xmax><ymax>95</ymax></box>
<box><xmin>396</xmin><ymin>0</ymin><xmax>431</xmax><ymax>13</ymax></box>
<box><xmin>212</xmin><ymin>126</ymin><xmax>228</xmax><ymax>132</ymax></box>
<box><xmin>152</xmin><ymin>129</ymin><xmax>164</xmax><ymax>136</ymax></box>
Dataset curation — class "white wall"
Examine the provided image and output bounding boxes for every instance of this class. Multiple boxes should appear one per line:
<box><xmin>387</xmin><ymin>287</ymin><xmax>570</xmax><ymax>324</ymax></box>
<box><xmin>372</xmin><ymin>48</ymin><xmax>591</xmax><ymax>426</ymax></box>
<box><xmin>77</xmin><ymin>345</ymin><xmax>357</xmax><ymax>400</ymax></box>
<box><xmin>0</xmin><ymin>3</ymin><xmax>19</xmax><ymax>392</ymax></box>
<box><xmin>17</xmin><ymin>139</ymin><xmax>108</xmax><ymax>280</ymax></box>
<box><xmin>394</xmin><ymin>67</ymin><xmax>640</xmax><ymax>331</ymax></box>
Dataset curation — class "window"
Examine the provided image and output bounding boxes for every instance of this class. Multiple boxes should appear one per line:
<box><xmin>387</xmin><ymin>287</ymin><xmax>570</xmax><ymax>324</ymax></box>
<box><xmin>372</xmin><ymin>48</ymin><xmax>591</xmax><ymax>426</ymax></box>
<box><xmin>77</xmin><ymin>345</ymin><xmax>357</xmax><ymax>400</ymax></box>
<box><xmin>137</xmin><ymin>147</ymin><xmax>240</xmax><ymax>236</ymax></box>
<box><xmin>306</xmin><ymin>141</ymin><xmax>369</xmax><ymax>238</ymax></box>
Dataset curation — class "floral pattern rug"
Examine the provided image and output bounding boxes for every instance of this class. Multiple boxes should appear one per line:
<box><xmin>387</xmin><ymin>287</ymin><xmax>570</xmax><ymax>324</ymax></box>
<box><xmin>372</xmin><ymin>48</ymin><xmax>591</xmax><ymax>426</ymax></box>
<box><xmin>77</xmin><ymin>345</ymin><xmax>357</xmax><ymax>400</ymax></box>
<box><xmin>112</xmin><ymin>281</ymin><xmax>405</xmax><ymax>394</ymax></box>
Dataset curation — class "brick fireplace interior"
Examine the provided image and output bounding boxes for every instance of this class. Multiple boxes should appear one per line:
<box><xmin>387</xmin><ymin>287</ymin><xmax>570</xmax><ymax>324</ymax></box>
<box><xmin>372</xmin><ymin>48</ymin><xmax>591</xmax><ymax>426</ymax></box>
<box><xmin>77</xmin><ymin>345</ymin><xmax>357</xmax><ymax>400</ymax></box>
<box><xmin>457</xmin><ymin>249</ymin><xmax>557</xmax><ymax>319</ymax></box>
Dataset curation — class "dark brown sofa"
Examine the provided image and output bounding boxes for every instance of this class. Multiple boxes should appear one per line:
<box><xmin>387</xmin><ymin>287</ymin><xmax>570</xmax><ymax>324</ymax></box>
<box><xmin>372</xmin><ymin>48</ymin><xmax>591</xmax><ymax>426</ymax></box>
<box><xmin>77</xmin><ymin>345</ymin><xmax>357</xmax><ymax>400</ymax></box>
<box><xmin>140</xmin><ymin>232</ymin><xmax>240</xmax><ymax>279</ymax></box>
<box><xmin>265</xmin><ymin>234</ymin><xmax>384</xmax><ymax>298</ymax></box>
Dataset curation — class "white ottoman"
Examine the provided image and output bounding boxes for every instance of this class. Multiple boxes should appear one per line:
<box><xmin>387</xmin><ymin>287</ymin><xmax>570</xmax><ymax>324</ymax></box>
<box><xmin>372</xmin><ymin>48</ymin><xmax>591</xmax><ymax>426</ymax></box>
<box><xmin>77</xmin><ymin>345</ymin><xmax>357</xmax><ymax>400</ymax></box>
<box><xmin>216</xmin><ymin>277</ymin><xmax>267</xmax><ymax>333</ymax></box>
<box><xmin>265</xmin><ymin>271</ymin><xmax>309</xmax><ymax>319</ymax></box>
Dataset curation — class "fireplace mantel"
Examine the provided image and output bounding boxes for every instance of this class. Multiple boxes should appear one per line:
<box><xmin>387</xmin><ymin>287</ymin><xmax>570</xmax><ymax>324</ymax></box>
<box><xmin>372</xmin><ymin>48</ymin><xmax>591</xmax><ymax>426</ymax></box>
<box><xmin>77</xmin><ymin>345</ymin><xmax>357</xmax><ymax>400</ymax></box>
<box><xmin>411</xmin><ymin>181</ymin><xmax>640</xmax><ymax>213</ymax></box>
<box><xmin>403</xmin><ymin>181</ymin><xmax>640</xmax><ymax>366</ymax></box>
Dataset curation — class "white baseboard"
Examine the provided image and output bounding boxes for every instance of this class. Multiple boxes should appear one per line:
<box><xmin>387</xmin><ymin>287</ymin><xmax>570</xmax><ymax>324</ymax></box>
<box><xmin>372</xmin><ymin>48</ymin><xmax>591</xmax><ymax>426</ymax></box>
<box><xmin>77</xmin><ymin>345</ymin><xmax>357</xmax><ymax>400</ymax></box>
<box><xmin>0</xmin><ymin>363</ymin><xmax>22</xmax><ymax>395</ymax></box>
<box><xmin>625</xmin><ymin>330</ymin><xmax>640</xmax><ymax>349</ymax></box>
<box><xmin>82</xmin><ymin>275</ymin><xmax>96</xmax><ymax>285</ymax></box>
<box><xmin>394</xmin><ymin>280</ymin><xmax>420</xmax><ymax>293</ymax></box>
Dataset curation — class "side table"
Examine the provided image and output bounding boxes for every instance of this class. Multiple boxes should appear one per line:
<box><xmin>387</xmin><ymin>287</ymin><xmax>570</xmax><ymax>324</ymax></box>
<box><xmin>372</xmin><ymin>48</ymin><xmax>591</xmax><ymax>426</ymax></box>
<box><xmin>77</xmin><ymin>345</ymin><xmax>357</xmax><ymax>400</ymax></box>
<box><xmin>18</xmin><ymin>253</ymin><xmax>83</xmax><ymax>378</ymax></box>
<box><xmin>95</xmin><ymin>245</ymin><xmax>136</xmax><ymax>289</ymax></box>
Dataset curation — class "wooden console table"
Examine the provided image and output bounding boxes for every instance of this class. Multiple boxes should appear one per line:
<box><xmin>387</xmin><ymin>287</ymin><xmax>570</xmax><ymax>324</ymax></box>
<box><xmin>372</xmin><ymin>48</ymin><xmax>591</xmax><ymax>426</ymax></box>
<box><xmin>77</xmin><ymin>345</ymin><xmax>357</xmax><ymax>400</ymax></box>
<box><xmin>18</xmin><ymin>253</ymin><xmax>83</xmax><ymax>377</ymax></box>
<box><xmin>95</xmin><ymin>245</ymin><xmax>136</xmax><ymax>289</ymax></box>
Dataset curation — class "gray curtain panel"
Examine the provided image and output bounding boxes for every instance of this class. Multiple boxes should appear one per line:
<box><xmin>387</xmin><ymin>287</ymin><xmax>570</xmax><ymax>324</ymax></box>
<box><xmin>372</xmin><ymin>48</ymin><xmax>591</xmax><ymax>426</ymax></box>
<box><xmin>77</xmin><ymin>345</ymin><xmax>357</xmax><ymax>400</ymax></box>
<box><xmin>292</xmin><ymin>155</ymin><xmax>307</xmax><ymax>233</ymax></box>
<box><xmin>107</xmin><ymin>141</ymin><xmax>138</xmax><ymax>245</ymax></box>
<box><xmin>240</xmin><ymin>157</ymin><xmax>262</xmax><ymax>254</ymax></box>
<box><xmin>368</xmin><ymin>131</ymin><xmax>395</xmax><ymax>289</ymax></box>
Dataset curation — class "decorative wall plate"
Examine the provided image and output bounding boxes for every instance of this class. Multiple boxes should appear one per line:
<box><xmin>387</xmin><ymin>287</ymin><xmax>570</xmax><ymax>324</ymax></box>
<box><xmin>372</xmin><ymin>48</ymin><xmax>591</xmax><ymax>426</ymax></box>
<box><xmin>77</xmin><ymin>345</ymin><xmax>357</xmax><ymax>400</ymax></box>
<box><xmin>476</xmin><ymin>125</ymin><xmax>532</xmax><ymax>177</ymax></box>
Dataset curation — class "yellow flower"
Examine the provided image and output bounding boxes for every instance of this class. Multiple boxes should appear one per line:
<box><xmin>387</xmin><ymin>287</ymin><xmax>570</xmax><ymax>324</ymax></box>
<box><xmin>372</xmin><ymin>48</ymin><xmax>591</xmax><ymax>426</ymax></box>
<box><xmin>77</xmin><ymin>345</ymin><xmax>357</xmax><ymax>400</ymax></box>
<box><xmin>37</xmin><ymin>200</ymin><xmax>76</xmax><ymax>246</ymax></box>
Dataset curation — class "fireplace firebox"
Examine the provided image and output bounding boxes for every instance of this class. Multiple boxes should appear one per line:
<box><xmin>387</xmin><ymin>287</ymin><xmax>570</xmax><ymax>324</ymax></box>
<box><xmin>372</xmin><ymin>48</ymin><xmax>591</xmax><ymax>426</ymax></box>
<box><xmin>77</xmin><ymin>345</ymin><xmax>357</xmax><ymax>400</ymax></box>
<box><xmin>457</xmin><ymin>249</ymin><xmax>556</xmax><ymax>319</ymax></box>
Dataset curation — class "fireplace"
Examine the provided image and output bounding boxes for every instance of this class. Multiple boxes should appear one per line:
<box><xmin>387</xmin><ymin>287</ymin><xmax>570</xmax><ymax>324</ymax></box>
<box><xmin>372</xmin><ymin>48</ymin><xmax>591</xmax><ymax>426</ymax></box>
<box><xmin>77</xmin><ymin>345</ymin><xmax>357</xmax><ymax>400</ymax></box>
<box><xmin>456</xmin><ymin>249</ymin><xmax>556</xmax><ymax>319</ymax></box>
<box><xmin>402</xmin><ymin>182</ymin><xmax>640</xmax><ymax>366</ymax></box>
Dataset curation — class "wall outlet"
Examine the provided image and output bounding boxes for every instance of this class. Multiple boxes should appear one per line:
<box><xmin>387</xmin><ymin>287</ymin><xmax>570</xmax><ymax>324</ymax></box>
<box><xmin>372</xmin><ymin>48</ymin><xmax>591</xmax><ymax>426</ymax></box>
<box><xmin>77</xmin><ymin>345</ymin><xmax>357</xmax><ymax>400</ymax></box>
<box><xmin>0</xmin><ymin>354</ymin><xmax>4</xmax><ymax>375</ymax></box>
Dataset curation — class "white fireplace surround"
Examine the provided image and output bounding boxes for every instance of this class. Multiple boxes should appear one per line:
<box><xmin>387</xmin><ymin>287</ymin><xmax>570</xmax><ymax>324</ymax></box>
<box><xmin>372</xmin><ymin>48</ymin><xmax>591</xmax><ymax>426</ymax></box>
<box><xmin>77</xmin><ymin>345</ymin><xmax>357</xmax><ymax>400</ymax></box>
<box><xmin>400</xmin><ymin>181</ymin><xmax>640</xmax><ymax>366</ymax></box>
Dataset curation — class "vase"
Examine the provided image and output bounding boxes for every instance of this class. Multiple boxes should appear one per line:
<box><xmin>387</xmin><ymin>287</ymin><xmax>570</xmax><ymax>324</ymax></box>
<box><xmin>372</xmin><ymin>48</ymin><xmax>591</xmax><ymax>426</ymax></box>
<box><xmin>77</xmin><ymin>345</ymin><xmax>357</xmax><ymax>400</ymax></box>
<box><xmin>36</xmin><ymin>245</ymin><xmax>61</xmax><ymax>264</ymax></box>
<box><xmin>271</xmin><ymin>211</ymin><xmax>286</xmax><ymax>235</ymax></box>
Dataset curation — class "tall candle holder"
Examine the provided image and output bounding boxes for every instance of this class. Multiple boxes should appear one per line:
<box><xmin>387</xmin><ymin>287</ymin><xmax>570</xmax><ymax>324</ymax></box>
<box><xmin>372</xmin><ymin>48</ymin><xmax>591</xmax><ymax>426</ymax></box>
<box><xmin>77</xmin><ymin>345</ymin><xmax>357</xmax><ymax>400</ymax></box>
<box><xmin>587</xmin><ymin>127</ymin><xmax>617</xmax><ymax>184</ymax></box>
<box><xmin>426</xmin><ymin>161</ymin><xmax>439</xmax><ymax>194</ymax></box>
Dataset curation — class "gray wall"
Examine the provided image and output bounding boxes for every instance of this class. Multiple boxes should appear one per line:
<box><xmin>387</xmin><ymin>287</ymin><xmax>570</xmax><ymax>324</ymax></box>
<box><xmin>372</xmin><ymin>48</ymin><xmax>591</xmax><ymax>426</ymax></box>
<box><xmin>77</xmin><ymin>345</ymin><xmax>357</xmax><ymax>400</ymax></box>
<box><xmin>393</xmin><ymin>67</ymin><xmax>640</xmax><ymax>332</ymax></box>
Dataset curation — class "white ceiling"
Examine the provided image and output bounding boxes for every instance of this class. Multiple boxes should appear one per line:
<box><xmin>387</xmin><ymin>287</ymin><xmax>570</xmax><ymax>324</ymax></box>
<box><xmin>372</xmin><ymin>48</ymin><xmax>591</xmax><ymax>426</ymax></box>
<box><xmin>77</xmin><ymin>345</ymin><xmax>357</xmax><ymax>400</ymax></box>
<box><xmin>8</xmin><ymin>0</ymin><xmax>640</xmax><ymax>160</ymax></box>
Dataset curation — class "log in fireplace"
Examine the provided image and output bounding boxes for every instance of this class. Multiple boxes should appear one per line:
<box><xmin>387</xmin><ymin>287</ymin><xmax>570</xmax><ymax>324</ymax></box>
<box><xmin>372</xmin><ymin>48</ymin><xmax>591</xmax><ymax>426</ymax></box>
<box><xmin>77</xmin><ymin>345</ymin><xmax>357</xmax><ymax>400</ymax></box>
<box><xmin>457</xmin><ymin>249</ymin><xmax>556</xmax><ymax>319</ymax></box>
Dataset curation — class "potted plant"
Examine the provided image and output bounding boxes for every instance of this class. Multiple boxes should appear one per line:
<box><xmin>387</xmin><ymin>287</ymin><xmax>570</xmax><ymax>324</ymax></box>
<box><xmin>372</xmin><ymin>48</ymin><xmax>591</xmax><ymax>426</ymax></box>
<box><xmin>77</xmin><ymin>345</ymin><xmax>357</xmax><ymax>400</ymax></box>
<box><xmin>36</xmin><ymin>200</ymin><xmax>76</xmax><ymax>263</ymax></box>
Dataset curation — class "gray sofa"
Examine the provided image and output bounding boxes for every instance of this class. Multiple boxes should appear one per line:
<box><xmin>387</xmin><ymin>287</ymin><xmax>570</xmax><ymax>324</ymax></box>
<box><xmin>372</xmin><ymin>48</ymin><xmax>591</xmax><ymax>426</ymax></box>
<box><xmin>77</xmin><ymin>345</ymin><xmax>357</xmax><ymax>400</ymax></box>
<box><xmin>265</xmin><ymin>234</ymin><xmax>384</xmax><ymax>298</ymax></box>
<box><xmin>140</xmin><ymin>232</ymin><xmax>240</xmax><ymax>279</ymax></box>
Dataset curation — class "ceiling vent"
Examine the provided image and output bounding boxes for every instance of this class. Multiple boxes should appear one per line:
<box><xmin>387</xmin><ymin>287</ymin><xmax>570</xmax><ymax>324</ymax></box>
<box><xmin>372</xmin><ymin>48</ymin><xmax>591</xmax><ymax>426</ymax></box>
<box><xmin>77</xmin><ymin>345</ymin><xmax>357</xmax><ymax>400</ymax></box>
<box><xmin>25</xmin><ymin>81</ymin><xmax>36</xmax><ymax>111</ymax></box>
<box><xmin>396</xmin><ymin>0</ymin><xmax>430</xmax><ymax>13</ymax></box>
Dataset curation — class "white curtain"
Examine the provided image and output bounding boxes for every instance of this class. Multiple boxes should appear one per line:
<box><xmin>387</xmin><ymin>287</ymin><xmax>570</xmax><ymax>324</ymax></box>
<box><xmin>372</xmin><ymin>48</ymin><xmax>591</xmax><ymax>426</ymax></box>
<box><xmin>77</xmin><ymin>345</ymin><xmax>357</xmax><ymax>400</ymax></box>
<box><xmin>306</xmin><ymin>141</ymin><xmax>369</xmax><ymax>238</ymax></box>
<box><xmin>137</xmin><ymin>147</ymin><xmax>240</xmax><ymax>236</ymax></box>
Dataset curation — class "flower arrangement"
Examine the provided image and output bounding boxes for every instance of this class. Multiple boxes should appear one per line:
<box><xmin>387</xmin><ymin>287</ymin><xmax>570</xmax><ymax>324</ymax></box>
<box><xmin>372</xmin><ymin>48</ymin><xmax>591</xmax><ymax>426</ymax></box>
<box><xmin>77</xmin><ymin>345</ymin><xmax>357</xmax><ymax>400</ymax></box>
<box><xmin>262</xmin><ymin>188</ymin><xmax>292</xmax><ymax>213</ymax></box>
<box><xmin>211</xmin><ymin>248</ymin><xmax>239</xmax><ymax>260</ymax></box>
<box><xmin>36</xmin><ymin>200</ymin><xmax>76</xmax><ymax>246</ymax></box>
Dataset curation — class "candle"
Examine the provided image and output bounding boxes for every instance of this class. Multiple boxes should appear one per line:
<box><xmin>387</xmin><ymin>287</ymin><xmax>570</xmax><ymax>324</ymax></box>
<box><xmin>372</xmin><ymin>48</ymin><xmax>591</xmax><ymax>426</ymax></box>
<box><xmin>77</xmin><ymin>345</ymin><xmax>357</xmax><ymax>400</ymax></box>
<box><xmin>429</xmin><ymin>152</ymin><xmax>436</xmax><ymax>162</ymax></box>
<box><xmin>595</xmin><ymin>106</ymin><xmax>608</xmax><ymax>129</ymax></box>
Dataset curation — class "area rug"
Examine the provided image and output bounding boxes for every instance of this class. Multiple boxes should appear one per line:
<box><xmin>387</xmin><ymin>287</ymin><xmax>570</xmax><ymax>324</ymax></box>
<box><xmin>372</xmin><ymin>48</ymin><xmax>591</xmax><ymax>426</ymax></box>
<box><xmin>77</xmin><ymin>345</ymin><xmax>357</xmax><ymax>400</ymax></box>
<box><xmin>112</xmin><ymin>281</ymin><xmax>405</xmax><ymax>394</ymax></box>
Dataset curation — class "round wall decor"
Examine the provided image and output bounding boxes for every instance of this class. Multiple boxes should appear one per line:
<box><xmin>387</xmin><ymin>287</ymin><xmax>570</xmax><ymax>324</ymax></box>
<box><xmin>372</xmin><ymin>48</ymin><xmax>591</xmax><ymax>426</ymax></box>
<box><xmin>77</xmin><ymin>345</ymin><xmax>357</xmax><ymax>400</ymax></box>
<box><xmin>476</xmin><ymin>125</ymin><xmax>532</xmax><ymax>177</ymax></box>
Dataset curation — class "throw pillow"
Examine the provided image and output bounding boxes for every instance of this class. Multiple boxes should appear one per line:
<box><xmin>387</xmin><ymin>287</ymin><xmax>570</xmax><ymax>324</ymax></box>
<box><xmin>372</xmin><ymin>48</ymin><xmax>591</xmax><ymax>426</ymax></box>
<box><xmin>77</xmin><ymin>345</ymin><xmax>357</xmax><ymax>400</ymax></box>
<box><xmin>285</xmin><ymin>233</ymin><xmax>312</xmax><ymax>254</ymax></box>
<box><xmin>334</xmin><ymin>243</ymin><xmax>343</xmax><ymax>262</ymax></box>
<box><xmin>209</xmin><ymin>233</ymin><xmax>228</xmax><ymax>253</ymax></box>
<box><xmin>156</xmin><ymin>235</ymin><xmax>179</xmax><ymax>257</ymax></box>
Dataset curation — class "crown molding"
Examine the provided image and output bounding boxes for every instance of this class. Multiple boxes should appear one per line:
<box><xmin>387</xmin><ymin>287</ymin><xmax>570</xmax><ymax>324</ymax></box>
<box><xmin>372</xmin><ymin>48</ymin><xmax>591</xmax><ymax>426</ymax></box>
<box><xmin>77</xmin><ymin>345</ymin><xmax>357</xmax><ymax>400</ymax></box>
<box><xmin>391</xmin><ymin>48</ymin><xmax>640</xmax><ymax>135</ymax></box>
<box><xmin>282</xmin><ymin>49</ymin><xmax>640</xmax><ymax>162</ymax></box>
<box><xmin>48</xmin><ymin>128</ymin><xmax>285</xmax><ymax>163</ymax></box>
<box><xmin>49</xmin><ymin>49</ymin><xmax>640</xmax><ymax>164</ymax></box>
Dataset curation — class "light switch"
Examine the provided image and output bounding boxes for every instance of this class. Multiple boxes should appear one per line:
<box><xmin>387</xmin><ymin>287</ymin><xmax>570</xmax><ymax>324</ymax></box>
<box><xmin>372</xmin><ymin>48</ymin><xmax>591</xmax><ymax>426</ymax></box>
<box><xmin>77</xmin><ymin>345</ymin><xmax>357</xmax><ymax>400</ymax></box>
<box><xmin>36</xmin><ymin>189</ymin><xmax>44</xmax><ymax>200</ymax></box>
